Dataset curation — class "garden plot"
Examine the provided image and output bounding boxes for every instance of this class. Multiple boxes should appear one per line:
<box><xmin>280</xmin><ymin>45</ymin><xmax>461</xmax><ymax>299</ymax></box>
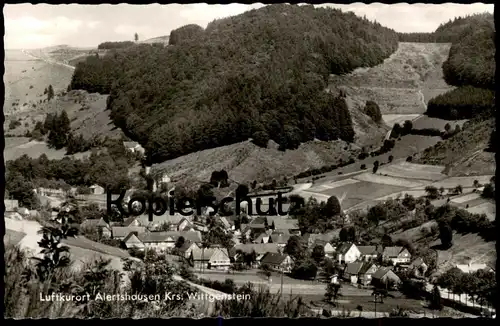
<box><xmin>382</xmin><ymin>114</ymin><xmax>421</xmax><ymax>127</ymax></box>
<box><xmin>354</xmin><ymin>172</ymin><xmax>427</xmax><ymax>188</ymax></box>
<box><xmin>450</xmin><ymin>193</ymin><xmax>481</xmax><ymax>204</ymax></box>
<box><xmin>377</xmin><ymin>162</ymin><xmax>446</xmax><ymax>181</ymax></box>
<box><xmin>466</xmin><ymin>202</ymin><xmax>496</xmax><ymax>221</ymax></box>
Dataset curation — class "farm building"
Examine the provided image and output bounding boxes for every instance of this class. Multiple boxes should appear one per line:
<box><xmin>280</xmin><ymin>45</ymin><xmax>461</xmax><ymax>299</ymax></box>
<box><xmin>357</xmin><ymin>245</ymin><xmax>381</xmax><ymax>261</ymax></box>
<box><xmin>371</xmin><ymin>267</ymin><xmax>401</xmax><ymax>289</ymax></box>
<box><xmin>138</xmin><ymin>231</ymin><xmax>201</xmax><ymax>252</ymax></box>
<box><xmin>35</xmin><ymin>187</ymin><xmax>65</xmax><ymax>197</ymax></box>
<box><xmin>382</xmin><ymin>246</ymin><xmax>411</xmax><ymax>265</ymax></box>
<box><xmin>191</xmin><ymin>247</ymin><xmax>231</xmax><ymax>271</ymax></box>
<box><xmin>260</xmin><ymin>252</ymin><xmax>294</xmax><ymax>273</ymax></box>
<box><xmin>344</xmin><ymin>262</ymin><xmax>378</xmax><ymax>285</ymax></box>
<box><xmin>311</xmin><ymin>240</ymin><xmax>336</xmax><ymax>258</ymax></box>
<box><xmin>112</xmin><ymin>226</ymin><xmax>147</xmax><ymax>240</ymax></box>
<box><xmin>336</xmin><ymin>242</ymin><xmax>361</xmax><ymax>264</ymax></box>
<box><xmin>177</xmin><ymin>241</ymin><xmax>200</xmax><ymax>259</ymax></box>
<box><xmin>89</xmin><ymin>184</ymin><xmax>105</xmax><ymax>195</ymax></box>
<box><xmin>303</xmin><ymin>232</ymin><xmax>338</xmax><ymax>248</ymax></box>
<box><xmin>123</xmin><ymin>233</ymin><xmax>145</xmax><ymax>250</ymax></box>
<box><xmin>229</xmin><ymin>243</ymin><xmax>281</xmax><ymax>266</ymax></box>
<box><xmin>269</xmin><ymin>232</ymin><xmax>291</xmax><ymax>247</ymax></box>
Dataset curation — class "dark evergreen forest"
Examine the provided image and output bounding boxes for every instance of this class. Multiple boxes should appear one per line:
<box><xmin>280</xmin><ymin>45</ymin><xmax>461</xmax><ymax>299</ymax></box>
<box><xmin>69</xmin><ymin>4</ymin><xmax>399</xmax><ymax>163</ymax></box>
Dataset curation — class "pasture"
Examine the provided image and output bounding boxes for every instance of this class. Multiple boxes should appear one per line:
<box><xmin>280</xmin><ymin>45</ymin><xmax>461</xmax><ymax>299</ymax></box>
<box><xmin>4</xmin><ymin>137</ymin><xmax>91</xmax><ymax>162</ymax></box>
<box><xmin>318</xmin><ymin>180</ymin><xmax>407</xmax><ymax>203</ymax></box>
<box><xmin>382</xmin><ymin>114</ymin><xmax>421</xmax><ymax>127</ymax></box>
<box><xmin>412</xmin><ymin>116</ymin><xmax>469</xmax><ymax>131</ymax></box>
<box><xmin>466</xmin><ymin>202</ymin><xmax>496</xmax><ymax>221</ymax></box>
<box><xmin>450</xmin><ymin>193</ymin><xmax>481</xmax><ymax>204</ymax></box>
<box><xmin>376</xmin><ymin>162</ymin><xmax>446</xmax><ymax>181</ymax></box>
<box><xmin>354</xmin><ymin>172</ymin><xmax>426</xmax><ymax>188</ymax></box>
<box><xmin>424</xmin><ymin>175</ymin><xmax>494</xmax><ymax>190</ymax></box>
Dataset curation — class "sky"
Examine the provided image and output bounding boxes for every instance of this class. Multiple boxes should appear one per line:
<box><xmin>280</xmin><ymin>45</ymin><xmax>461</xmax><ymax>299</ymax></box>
<box><xmin>4</xmin><ymin>3</ymin><xmax>495</xmax><ymax>49</ymax></box>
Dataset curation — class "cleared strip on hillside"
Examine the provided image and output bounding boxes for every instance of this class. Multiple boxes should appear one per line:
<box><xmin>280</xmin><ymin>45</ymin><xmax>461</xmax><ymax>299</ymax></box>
<box><xmin>377</xmin><ymin>162</ymin><xmax>446</xmax><ymax>181</ymax></box>
<box><xmin>354</xmin><ymin>172</ymin><xmax>426</xmax><ymax>188</ymax></box>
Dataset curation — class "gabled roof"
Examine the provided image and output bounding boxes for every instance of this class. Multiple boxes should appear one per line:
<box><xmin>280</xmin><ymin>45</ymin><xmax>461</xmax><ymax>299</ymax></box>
<box><xmin>372</xmin><ymin>267</ymin><xmax>392</xmax><ymax>279</ymax></box>
<box><xmin>272</xmin><ymin>218</ymin><xmax>299</xmax><ymax>230</ymax></box>
<box><xmin>382</xmin><ymin>246</ymin><xmax>405</xmax><ymax>258</ymax></box>
<box><xmin>230</xmin><ymin>243</ymin><xmax>280</xmax><ymax>257</ymax></box>
<box><xmin>345</xmin><ymin>262</ymin><xmax>364</xmax><ymax>275</ymax></box>
<box><xmin>80</xmin><ymin>218</ymin><xmax>110</xmax><ymax>229</ymax></box>
<box><xmin>179</xmin><ymin>240</ymin><xmax>199</xmax><ymax>253</ymax></box>
<box><xmin>270</xmin><ymin>233</ymin><xmax>290</xmax><ymax>244</ymax></box>
<box><xmin>357</xmin><ymin>246</ymin><xmax>379</xmax><ymax>256</ymax></box>
<box><xmin>253</xmin><ymin>232</ymin><xmax>270</xmax><ymax>244</ymax></box>
<box><xmin>218</xmin><ymin>216</ymin><xmax>231</xmax><ymax>229</ymax></box>
<box><xmin>408</xmin><ymin>258</ymin><xmax>426</xmax><ymax>269</ymax></box>
<box><xmin>260</xmin><ymin>252</ymin><xmax>290</xmax><ymax>265</ymax></box>
<box><xmin>191</xmin><ymin>247</ymin><xmax>229</xmax><ymax>261</ymax></box>
<box><xmin>337</xmin><ymin>242</ymin><xmax>356</xmax><ymax>255</ymax></box>
<box><xmin>359</xmin><ymin>262</ymin><xmax>377</xmax><ymax>275</ymax></box>
<box><xmin>303</xmin><ymin>233</ymin><xmax>336</xmax><ymax>244</ymax></box>
<box><xmin>113</xmin><ymin>226</ymin><xmax>146</xmax><ymax>238</ymax></box>
<box><xmin>123</xmin><ymin>233</ymin><xmax>144</xmax><ymax>247</ymax></box>
<box><xmin>138</xmin><ymin>231</ymin><xmax>201</xmax><ymax>243</ymax></box>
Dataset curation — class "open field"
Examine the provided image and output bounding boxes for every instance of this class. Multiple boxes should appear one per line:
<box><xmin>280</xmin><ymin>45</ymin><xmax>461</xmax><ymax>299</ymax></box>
<box><xmin>307</xmin><ymin>178</ymin><xmax>360</xmax><ymax>192</ymax></box>
<box><xmin>382</xmin><ymin>114</ymin><xmax>420</xmax><ymax>127</ymax></box>
<box><xmin>4</xmin><ymin>137</ymin><xmax>91</xmax><ymax>162</ymax></box>
<box><xmin>353</xmin><ymin>172</ymin><xmax>426</xmax><ymax>188</ymax></box>
<box><xmin>376</xmin><ymin>161</ymin><xmax>446</xmax><ymax>181</ymax></box>
<box><xmin>466</xmin><ymin>202</ymin><xmax>496</xmax><ymax>221</ymax></box>
<box><xmin>422</xmin><ymin>175</ymin><xmax>494</xmax><ymax>190</ymax></box>
<box><xmin>450</xmin><ymin>193</ymin><xmax>481</xmax><ymax>204</ymax></box>
<box><xmin>412</xmin><ymin>116</ymin><xmax>468</xmax><ymax>131</ymax></box>
<box><xmin>318</xmin><ymin>181</ymin><xmax>407</xmax><ymax>203</ymax></box>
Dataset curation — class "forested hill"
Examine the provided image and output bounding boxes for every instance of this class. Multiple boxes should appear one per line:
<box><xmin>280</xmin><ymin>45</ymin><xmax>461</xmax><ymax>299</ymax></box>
<box><xmin>69</xmin><ymin>4</ymin><xmax>399</xmax><ymax>163</ymax></box>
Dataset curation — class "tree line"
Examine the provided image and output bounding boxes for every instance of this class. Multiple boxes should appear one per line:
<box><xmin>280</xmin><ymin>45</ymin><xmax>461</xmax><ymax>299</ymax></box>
<box><xmin>69</xmin><ymin>4</ymin><xmax>399</xmax><ymax>163</ymax></box>
<box><xmin>97</xmin><ymin>41</ymin><xmax>135</xmax><ymax>50</ymax></box>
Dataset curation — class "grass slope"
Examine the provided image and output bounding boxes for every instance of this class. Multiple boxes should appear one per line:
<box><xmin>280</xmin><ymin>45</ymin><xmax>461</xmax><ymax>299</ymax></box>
<box><xmin>415</xmin><ymin>118</ymin><xmax>495</xmax><ymax>176</ymax></box>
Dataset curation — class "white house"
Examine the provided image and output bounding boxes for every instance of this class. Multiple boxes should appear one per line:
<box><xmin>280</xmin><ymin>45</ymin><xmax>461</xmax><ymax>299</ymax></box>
<box><xmin>336</xmin><ymin>242</ymin><xmax>361</xmax><ymax>264</ymax></box>
<box><xmin>191</xmin><ymin>247</ymin><xmax>231</xmax><ymax>271</ymax></box>
<box><xmin>382</xmin><ymin>246</ymin><xmax>411</xmax><ymax>265</ymax></box>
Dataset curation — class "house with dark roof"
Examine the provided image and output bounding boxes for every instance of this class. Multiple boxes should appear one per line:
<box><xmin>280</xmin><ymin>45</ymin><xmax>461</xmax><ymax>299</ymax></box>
<box><xmin>271</xmin><ymin>218</ymin><xmax>301</xmax><ymax>236</ymax></box>
<box><xmin>135</xmin><ymin>213</ymin><xmax>185</xmax><ymax>231</ymax></box>
<box><xmin>177</xmin><ymin>217</ymin><xmax>195</xmax><ymax>232</ymax></box>
<box><xmin>269</xmin><ymin>232</ymin><xmax>291</xmax><ymax>247</ymax></box>
<box><xmin>371</xmin><ymin>267</ymin><xmax>401</xmax><ymax>289</ymax></box>
<box><xmin>112</xmin><ymin>226</ymin><xmax>147</xmax><ymax>240</ymax></box>
<box><xmin>344</xmin><ymin>262</ymin><xmax>378</xmax><ymax>285</ymax></box>
<box><xmin>229</xmin><ymin>243</ymin><xmax>280</xmax><ymax>266</ymax></box>
<box><xmin>357</xmin><ymin>246</ymin><xmax>380</xmax><ymax>261</ymax></box>
<box><xmin>260</xmin><ymin>252</ymin><xmax>294</xmax><ymax>273</ymax></box>
<box><xmin>382</xmin><ymin>246</ymin><xmax>411</xmax><ymax>265</ymax></box>
<box><xmin>191</xmin><ymin>247</ymin><xmax>231</xmax><ymax>271</ymax></box>
<box><xmin>123</xmin><ymin>233</ymin><xmax>145</xmax><ymax>250</ymax></box>
<box><xmin>336</xmin><ymin>243</ymin><xmax>361</xmax><ymax>263</ymax></box>
<box><xmin>177</xmin><ymin>240</ymin><xmax>200</xmax><ymax>259</ymax></box>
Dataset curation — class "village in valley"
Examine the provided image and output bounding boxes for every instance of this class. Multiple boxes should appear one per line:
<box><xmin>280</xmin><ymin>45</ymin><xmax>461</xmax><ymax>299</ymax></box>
<box><xmin>4</xmin><ymin>138</ymin><xmax>496</xmax><ymax>318</ymax></box>
<box><xmin>4</xmin><ymin>3</ymin><xmax>496</xmax><ymax>320</ymax></box>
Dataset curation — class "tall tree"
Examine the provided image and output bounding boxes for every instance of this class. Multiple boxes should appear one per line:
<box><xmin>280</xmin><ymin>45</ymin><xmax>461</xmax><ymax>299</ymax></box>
<box><xmin>134</xmin><ymin>33</ymin><xmax>139</xmax><ymax>42</ymax></box>
<box><xmin>47</xmin><ymin>85</ymin><xmax>54</xmax><ymax>101</ymax></box>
